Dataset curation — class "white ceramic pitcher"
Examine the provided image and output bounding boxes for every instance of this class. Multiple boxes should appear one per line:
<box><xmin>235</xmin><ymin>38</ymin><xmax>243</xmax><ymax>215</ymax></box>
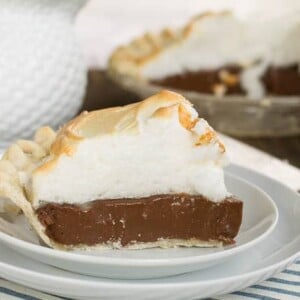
<box><xmin>0</xmin><ymin>0</ymin><xmax>87</xmax><ymax>147</ymax></box>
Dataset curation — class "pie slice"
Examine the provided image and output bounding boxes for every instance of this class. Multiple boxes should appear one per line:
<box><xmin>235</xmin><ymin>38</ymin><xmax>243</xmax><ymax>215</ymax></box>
<box><xmin>109</xmin><ymin>12</ymin><xmax>300</xmax><ymax>99</ymax></box>
<box><xmin>0</xmin><ymin>90</ymin><xmax>242</xmax><ymax>250</ymax></box>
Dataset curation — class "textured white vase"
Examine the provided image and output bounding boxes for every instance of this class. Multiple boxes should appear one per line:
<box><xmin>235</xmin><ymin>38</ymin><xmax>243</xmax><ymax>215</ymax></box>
<box><xmin>0</xmin><ymin>0</ymin><xmax>87</xmax><ymax>147</ymax></box>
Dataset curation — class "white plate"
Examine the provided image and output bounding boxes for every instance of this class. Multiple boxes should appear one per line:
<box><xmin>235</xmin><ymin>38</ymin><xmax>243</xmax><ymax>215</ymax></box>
<box><xmin>0</xmin><ymin>165</ymin><xmax>299</xmax><ymax>300</ymax></box>
<box><xmin>0</xmin><ymin>171</ymin><xmax>277</xmax><ymax>279</ymax></box>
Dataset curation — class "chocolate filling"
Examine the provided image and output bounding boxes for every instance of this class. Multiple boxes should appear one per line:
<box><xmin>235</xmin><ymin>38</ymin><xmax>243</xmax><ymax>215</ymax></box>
<box><xmin>262</xmin><ymin>65</ymin><xmax>300</xmax><ymax>95</ymax></box>
<box><xmin>152</xmin><ymin>66</ymin><xmax>244</xmax><ymax>95</ymax></box>
<box><xmin>37</xmin><ymin>194</ymin><xmax>243</xmax><ymax>247</ymax></box>
<box><xmin>151</xmin><ymin>64</ymin><xmax>300</xmax><ymax>96</ymax></box>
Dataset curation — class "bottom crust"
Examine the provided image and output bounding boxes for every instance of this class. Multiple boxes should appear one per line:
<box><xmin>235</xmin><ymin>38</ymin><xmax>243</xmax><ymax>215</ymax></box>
<box><xmin>37</xmin><ymin>194</ymin><xmax>243</xmax><ymax>250</ymax></box>
<box><xmin>62</xmin><ymin>239</ymin><xmax>224</xmax><ymax>251</ymax></box>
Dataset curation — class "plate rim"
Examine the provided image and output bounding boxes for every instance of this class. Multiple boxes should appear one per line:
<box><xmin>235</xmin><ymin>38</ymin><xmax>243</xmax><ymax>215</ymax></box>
<box><xmin>0</xmin><ymin>168</ymin><xmax>278</xmax><ymax>267</ymax></box>
<box><xmin>0</xmin><ymin>241</ymin><xmax>298</xmax><ymax>288</ymax></box>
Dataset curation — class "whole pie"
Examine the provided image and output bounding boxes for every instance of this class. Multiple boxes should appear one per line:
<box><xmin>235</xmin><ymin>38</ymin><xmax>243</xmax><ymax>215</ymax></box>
<box><xmin>0</xmin><ymin>90</ymin><xmax>242</xmax><ymax>250</ymax></box>
<box><xmin>110</xmin><ymin>12</ymin><xmax>300</xmax><ymax>99</ymax></box>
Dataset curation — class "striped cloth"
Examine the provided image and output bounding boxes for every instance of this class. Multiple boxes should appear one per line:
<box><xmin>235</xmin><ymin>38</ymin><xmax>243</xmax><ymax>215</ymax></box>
<box><xmin>1</xmin><ymin>260</ymin><xmax>299</xmax><ymax>300</ymax></box>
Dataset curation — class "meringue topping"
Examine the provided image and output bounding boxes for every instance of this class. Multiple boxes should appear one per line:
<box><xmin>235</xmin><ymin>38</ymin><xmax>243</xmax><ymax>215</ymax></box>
<box><xmin>24</xmin><ymin>90</ymin><xmax>229</xmax><ymax>207</ymax></box>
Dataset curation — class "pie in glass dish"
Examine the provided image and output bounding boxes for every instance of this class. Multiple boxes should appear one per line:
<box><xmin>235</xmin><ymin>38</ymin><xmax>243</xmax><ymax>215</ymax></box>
<box><xmin>108</xmin><ymin>12</ymin><xmax>300</xmax><ymax>137</ymax></box>
<box><xmin>0</xmin><ymin>91</ymin><xmax>242</xmax><ymax>250</ymax></box>
<box><xmin>109</xmin><ymin>12</ymin><xmax>300</xmax><ymax>99</ymax></box>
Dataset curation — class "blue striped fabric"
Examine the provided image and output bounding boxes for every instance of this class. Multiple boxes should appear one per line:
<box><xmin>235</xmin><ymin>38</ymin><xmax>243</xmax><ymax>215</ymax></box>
<box><xmin>1</xmin><ymin>259</ymin><xmax>299</xmax><ymax>300</ymax></box>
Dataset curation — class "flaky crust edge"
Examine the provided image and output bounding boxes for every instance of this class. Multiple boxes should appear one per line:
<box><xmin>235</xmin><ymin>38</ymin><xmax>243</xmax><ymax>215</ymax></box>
<box><xmin>0</xmin><ymin>126</ymin><xmax>65</xmax><ymax>248</ymax></box>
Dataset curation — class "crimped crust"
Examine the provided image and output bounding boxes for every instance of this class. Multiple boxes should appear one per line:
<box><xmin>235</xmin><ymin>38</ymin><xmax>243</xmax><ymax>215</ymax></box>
<box><xmin>0</xmin><ymin>126</ymin><xmax>61</xmax><ymax>248</ymax></box>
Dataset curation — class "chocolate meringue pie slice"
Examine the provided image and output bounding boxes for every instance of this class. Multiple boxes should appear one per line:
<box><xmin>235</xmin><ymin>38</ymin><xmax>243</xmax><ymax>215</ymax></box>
<box><xmin>0</xmin><ymin>91</ymin><xmax>242</xmax><ymax>250</ymax></box>
<box><xmin>110</xmin><ymin>12</ymin><xmax>300</xmax><ymax>99</ymax></box>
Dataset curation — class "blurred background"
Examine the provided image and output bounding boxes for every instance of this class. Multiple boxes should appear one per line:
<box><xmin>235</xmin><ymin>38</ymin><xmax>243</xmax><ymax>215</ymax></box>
<box><xmin>76</xmin><ymin>0</ymin><xmax>300</xmax><ymax>68</ymax></box>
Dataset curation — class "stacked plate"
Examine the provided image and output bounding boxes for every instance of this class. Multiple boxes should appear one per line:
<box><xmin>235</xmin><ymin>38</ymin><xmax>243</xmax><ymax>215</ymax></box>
<box><xmin>0</xmin><ymin>164</ymin><xmax>299</xmax><ymax>299</ymax></box>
